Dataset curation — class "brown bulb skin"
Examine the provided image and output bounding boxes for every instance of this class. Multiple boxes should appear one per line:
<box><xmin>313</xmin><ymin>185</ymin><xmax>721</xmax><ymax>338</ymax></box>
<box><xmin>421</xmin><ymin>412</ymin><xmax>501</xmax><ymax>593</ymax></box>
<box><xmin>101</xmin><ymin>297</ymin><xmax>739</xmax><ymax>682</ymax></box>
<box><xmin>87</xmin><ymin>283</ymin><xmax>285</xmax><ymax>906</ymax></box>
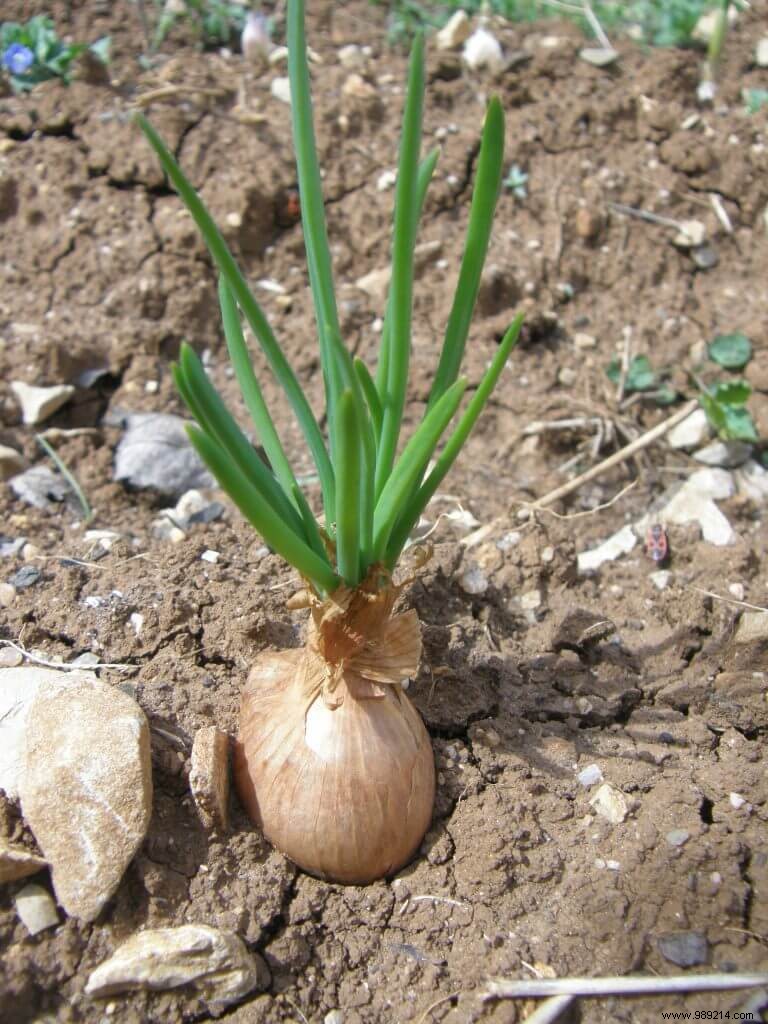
<box><xmin>234</xmin><ymin>649</ymin><xmax>436</xmax><ymax>885</ymax></box>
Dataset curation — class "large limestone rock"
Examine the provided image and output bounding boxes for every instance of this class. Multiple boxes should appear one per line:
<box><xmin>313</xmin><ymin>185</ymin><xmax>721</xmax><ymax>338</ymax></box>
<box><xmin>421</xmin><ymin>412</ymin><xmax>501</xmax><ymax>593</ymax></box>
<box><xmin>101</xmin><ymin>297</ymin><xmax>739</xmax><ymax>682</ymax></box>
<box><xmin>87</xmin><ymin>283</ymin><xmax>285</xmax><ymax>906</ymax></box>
<box><xmin>85</xmin><ymin>924</ymin><xmax>269</xmax><ymax>1010</ymax></box>
<box><xmin>19</xmin><ymin>674</ymin><xmax>152</xmax><ymax>922</ymax></box>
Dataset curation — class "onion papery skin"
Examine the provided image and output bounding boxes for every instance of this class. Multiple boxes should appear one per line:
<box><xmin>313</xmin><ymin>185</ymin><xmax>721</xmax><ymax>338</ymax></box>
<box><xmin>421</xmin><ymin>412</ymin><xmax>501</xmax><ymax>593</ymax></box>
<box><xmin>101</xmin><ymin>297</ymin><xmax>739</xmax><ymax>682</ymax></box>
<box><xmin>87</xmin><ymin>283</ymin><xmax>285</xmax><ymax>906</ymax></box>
<box><xmin>234</xmin><ymin>647</ymin><xmax>436</xmax><ymax>885</ymax></box>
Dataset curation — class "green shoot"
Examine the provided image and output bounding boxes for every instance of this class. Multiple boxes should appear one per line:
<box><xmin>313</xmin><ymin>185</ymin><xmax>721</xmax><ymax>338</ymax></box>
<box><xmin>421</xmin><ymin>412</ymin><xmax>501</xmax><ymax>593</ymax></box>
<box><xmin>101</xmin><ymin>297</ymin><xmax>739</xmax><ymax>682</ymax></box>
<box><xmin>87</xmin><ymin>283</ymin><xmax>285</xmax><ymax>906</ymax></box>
<box><xmin>35</xmin><ymin>434</ymin><xmax>93</xmax><ymax>524</ymax></box>
<box><xmin>137</xmin><ymin>0</ymin><xmax>522</xmax><ymax>598</ymax></box>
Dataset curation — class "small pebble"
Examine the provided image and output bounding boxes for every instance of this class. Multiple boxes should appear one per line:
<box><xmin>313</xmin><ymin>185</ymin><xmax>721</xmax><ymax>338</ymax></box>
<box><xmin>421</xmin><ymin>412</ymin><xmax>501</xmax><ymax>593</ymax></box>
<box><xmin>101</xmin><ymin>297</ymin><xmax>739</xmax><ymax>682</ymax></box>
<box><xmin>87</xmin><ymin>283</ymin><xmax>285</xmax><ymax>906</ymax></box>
<box><xmin>201</xmin><ymin>550</ymin><xmax>220</xmax><ymax>564</ymax></box>
<box><xmin>0</xmin><ymin>648</ymin><xmax>23</xmax><ymax>667</ymax></box>
<box><xmin>376</xmin><ymin>170</ymin><xmax>396</xmax><ymax>192</ymax></box>
<box><xmin>589</xmin><ymin>783</ymin><xmax>628</xmax><ymax>824</ymax></box>
<box><xmin>270</xmin><ymin>77</ymin><xmax>291</xmax><ymax>104</ymax></box>
<box><xmin>8</xmin><ymin>566</ymin><xmax>41</xmax><ymax>590</ymax></box>
<box><xmin>666</xmin><ymin>828</ymin><xmax>690</xmax><ymax>847</ymax></box>
<box><xmin>22</xmin><ymin>543</ymin><xmax>40</xmax><ymax>562</ymax></box>
<box><xmin>729</xmin><ymin>792</ymin><xmax>746</xmax><ymax>809</ymax></box>
<box><xmin>558</xmin><ymin>367</ymin><xmax>577</xmax><ymax>387</ymax></box>
<box><xmin>728</xmin><ymin>583</ymin><xmax>745</xmax><ymax>601</ymax></box>
<box><xmin>0</xmin><ymin>582</ymin><xmax>17</xmax><ymax>607</ymax></box>
<box><xmin>541</xmin><ymin>546</ymin><xmax>555</xmax><ymax>564</ymax></box>
<box><xmin>459</xmin><ymin>565</ymin><xmax>488</xmax><ymax>596</ymax></box>
<box><xmin>657</xmin><ymin>930</ymin><xmax>708</xmax><ymax>968</ymax></box>
<box><xmin>496</xmin><ymin>531</ymin><xmax>521</xmax><ymax>551</ymax></box>
<box><xmin>15</xmin><ymin>883</ymin><xmax>59</xmax><ymax>935</ymax></box>
<box><xmin>573</xmin><ymin>331</ymin><xmax>597</xmax><ymax>349</ymax></box>
<box><xmin>577</xmin><ymin>763</ymin><xmax>603</xmax><ymax>787</ymax></box>
<box><xmin>649</xmin><ymin>570</ymin><xmax>672</xmax><ymax>591</ymax></box>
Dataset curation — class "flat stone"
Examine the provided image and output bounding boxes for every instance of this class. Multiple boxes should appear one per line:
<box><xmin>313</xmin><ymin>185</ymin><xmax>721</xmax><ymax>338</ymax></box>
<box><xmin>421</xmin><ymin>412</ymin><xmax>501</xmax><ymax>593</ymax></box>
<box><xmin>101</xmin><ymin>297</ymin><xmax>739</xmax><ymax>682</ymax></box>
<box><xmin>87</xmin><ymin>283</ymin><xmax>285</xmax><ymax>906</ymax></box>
<box><xmin>0</xmin><ymin>839</ymin><xmax>47</xmax><ymax>884</ymax></box>
<box><xmin>693</xmin><ymin>440</ymin><xmax>752</xmax><ymax>468</ymax></box>
<box><xmin>0</xmin><ymin>444</ymin><xmax>24</xmax><ymax>480</ymax></box>
<box><xmin>658</xmin><ymin>468</ymin><xmax>735</xmax><ymax>546</ymax></box>
<box><xmin>577</xmin><ymin>524</ymin><xmax>637</xmax><ymax>573</ymax></box>
<box><xmin>114</xmin><ymin>413</ymin><xmax>213</xmax><ymax>498</ymax></box>
<box><xmin>20</xmin><ymin>673</ymin><xmax>152</xmax><ymax>922</ymax></box>
<box><xmin>15</xmin><ymin>882</ymin><xmax>59</xmax><ymax>935</ymax></box>
<box><xmin>757</xmin><ymin>37</ymin><xmax>768</xmax><ymax>68</ymax></box>
<box><xmin>189</xmin><ymin>727</ymin><xmax>230</xmax><ymax>832</ymax></box>
<box><xmin>666</xmin><ymin>828</ymin><xmax>690</xmax><ymax>847</ymax></box>
<box><xmin>8</xmin><ymin>565</ymin><xmax>41</xmax><ymax>590</ymax></box>
<box><xmin>10</xmin><ymin>382</ymin><xmax>74</xmax><ymax>426</ymax></box>
<box><xmin>85</xmin><ymin>924</ymin><xmax>269</xmax><ymax>1011</ymax></box>
<box><xmin>436</xmin><ymin>10</ymin><xmax>471</xmax><ymax>51</ymax></box>
<box><xmin>589</xmin><ymin>783</ymin><xmax>629</xmax><ymax>824</ymax></box>
<box><xmin>734</xmin><ymin>612</ymin><xmax>768</xmax><ymax>645</ymax></box>
<box><xmin>579</xmin><ymin>46</ymin><xmax>619</xmax><ymax>67</ymax></box>
<box><xmin>657</xmin><ymin>930</ymin><xmax>708</xmax><ymax>967</ymax></box>
<box><xmin>0</xmin><ymin>666</ymin><xmax>84</xmax><ymax>800</ymax></box>
<box><xmin>666</xmin><ymin>408</ymin><xmax>711</xmax><ymax>450</ymax></box>
<box><xmin>9</xmin><ymin>465</ymin><xmax>69</xmax><ymax>511</ymax></box>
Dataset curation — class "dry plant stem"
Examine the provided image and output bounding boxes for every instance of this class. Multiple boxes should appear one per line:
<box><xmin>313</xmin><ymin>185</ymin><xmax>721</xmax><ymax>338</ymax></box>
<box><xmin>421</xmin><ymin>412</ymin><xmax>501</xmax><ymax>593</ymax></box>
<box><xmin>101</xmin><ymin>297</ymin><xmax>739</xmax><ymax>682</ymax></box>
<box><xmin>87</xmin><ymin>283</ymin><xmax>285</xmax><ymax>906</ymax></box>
<box><xmin>482</xmin><ymin>974</ymin><xmax>768</xmax><ymax>1000</ymax></box>
<box><xmin>608</xmin><ymin>202</ymin><xmax>684</xmax><ymax>232</ymax></box>
<box><xmin>690</xmin><ymin>586</ymin><xmax>768</xmax><ymax>614</ymax></box>
<box><xmin>527</xmin><ymin>399</ymin><xmax>697</xmax><ymax>511</ymax></box>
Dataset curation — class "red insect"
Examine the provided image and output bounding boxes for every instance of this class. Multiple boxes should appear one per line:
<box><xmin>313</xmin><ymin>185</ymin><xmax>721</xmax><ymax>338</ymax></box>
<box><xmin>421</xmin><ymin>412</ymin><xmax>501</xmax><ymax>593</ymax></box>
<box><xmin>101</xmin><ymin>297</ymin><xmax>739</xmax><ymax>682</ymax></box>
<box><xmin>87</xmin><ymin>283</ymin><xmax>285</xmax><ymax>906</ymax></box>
<box><xmin>645</xmin><ymin>523</ymin><xmax>669</xmax><ymax>563</ymax></box>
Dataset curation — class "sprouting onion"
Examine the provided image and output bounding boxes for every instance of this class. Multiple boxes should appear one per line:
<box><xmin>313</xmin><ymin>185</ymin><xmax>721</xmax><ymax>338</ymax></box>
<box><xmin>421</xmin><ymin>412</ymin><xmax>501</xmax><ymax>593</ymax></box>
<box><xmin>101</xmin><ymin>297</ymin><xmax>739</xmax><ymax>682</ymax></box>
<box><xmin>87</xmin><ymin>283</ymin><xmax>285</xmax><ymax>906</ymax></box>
<box><xmin>138</xmin><ymin>0</ymin><xmax>522</xmax><ymax>885</ymax></box>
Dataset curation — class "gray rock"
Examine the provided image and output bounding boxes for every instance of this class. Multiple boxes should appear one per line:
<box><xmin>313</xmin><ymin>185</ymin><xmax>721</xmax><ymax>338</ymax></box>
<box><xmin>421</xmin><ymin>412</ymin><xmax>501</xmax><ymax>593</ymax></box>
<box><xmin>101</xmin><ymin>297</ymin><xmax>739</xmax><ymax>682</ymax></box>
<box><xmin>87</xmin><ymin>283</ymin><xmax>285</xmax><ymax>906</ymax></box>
<box><xmin>20</xmin><ymin>672</ymin><xmax>152</xmax><ymax>922</ymax></box>
<box><xmin>693</xmin><ymin>440</ymin><xmax>752</xmax><ymax>468</ymax></box>
<box><xmin>666</xmin><ymin>828</ymin><xmax>690</xmax><ymax>847</ymax></box>
<box><xmin>8</xmin><ymin>566</ymin><xmax>41</xmax><ymax>590</ymax></box>
<box><xmin>114</xmin><ymin>414</ymin><xmax>213</xmax><ymax>498</ymax></box>
<box><xmin>657</xmin><ymin>930</ymin><xmax>708</xmax><ymax>967</ymax></box>
<box><xmin>15</xmin><ymin>882</ymin><xmax>59</xmax><ymax>935</ymax></box>
<box><xmin>9</xmin><ymin>466</ymin><xmax>69</xmax><ymax>511</ymax></box>
<box><xmin>85</xmin><ymin>924</ymin><xmax>269</xmax><ymax>1010</ymax></box>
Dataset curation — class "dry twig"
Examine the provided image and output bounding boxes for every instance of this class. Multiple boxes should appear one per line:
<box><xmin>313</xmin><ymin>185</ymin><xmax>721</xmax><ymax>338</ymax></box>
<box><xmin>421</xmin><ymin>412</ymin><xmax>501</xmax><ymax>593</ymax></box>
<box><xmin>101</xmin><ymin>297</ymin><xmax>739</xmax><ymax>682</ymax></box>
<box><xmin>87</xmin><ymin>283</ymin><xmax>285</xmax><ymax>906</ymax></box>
<box><xmin>523</xmin><ymin>399</ymin><xmax>697</xmax><ymax>512</ymax></box>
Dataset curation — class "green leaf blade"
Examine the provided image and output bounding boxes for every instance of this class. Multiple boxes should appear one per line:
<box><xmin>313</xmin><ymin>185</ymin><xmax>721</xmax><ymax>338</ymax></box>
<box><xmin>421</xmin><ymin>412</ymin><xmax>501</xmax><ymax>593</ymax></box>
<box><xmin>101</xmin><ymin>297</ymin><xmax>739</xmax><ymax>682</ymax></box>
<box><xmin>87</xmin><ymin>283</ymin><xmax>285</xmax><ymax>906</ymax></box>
<box><xmin>708</xmin><ymin>333</ymin><xmax>752</xmax><ymax>370</ymax></box>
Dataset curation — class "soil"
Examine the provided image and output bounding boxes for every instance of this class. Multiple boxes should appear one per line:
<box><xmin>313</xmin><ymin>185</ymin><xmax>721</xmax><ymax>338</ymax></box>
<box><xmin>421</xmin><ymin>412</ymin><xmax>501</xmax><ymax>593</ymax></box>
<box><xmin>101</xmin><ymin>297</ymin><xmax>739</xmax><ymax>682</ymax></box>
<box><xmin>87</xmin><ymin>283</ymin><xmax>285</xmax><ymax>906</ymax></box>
<box><xmin>1</xmin><ymin>2</ymin><xmax>767</xmax><ymax>1022</ymax></box>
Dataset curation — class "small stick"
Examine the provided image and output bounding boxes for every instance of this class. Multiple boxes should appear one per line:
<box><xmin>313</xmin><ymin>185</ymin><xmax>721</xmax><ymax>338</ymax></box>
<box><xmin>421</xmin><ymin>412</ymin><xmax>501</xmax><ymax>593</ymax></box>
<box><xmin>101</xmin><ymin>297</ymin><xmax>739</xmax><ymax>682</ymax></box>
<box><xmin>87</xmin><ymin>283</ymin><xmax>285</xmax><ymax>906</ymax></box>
<box><xmin>482</xmin><ymin>973</ymin><xmax>768</xmax><ymax>1000</ymax></box>
<box><xmin>608</xmin><ymin>202</ymin><xmax>683</xmax><ymax>231</ymax></box>
<box><xmin>0</xmin><ymin>639</ymin><xmax>135</xmax><ymax>674</ymax></box>
<box><xmin>690</xmin><ymin>586</ymin><xmax>768</xmax><ymax>614</ymax></box>
<box><xmin>416</xmin><ymin>990</ymin><xmax>463</xmax><ymax>1024</ymax></box>
<box><xmin>525</xmin><ymin>400</ymin><xmax>697</xmax><ymax>511</ymax></box>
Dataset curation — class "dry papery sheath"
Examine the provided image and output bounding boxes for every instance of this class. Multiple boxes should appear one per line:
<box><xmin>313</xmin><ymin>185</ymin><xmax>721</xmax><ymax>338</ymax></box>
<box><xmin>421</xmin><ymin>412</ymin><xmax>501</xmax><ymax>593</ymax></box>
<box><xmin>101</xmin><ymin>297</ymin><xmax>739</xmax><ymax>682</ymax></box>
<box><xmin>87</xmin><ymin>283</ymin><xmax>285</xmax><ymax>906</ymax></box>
<box><xmin>138</xmin><ymin>0</ymin><xmax>521</xmax><ymax>883</ymax></box>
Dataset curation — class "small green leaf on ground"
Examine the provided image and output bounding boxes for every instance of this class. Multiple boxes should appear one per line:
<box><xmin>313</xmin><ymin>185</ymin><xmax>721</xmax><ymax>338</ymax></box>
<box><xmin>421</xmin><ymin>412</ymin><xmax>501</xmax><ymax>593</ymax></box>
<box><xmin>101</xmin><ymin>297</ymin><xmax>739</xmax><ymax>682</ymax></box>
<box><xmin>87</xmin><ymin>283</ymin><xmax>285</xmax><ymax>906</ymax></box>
<box><xmin>699</xmin><ymin>379</ymin><xmax>758</xmax><ymax>443</ymax></box>
<box><xmin>744</xmin><ymin>88</ymin><xmax>768</xmax><ymax>115</ymax></box>
<box><xmin>605</xmin><ymin>354</ymin><xmax>656</xmax><ymax>392</ymax></box>
<box><xmin>708</xmin><ymin>332</ymin><xmax>752</xmax><ymax>370</ymax></box>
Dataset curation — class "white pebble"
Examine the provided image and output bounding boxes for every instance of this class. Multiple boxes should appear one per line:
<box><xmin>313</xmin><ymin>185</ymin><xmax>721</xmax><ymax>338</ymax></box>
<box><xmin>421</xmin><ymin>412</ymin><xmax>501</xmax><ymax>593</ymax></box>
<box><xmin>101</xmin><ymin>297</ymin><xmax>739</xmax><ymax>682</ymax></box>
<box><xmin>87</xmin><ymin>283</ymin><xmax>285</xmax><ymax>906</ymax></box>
<box><xmin>577</xmin><ymin>763</ymin><xmax>603</xmax><ymax>787</ymax></box>
<box><xmin>201</xmin><ymin>550</ymin><xmax>220</xmax><ymax>564</ymax></box>
<box><xmin>729</xmin><ymin>792</ymin><xmax>747</xmax><ymax>809</ymax></box>
<box><xmin>728</xmin><ymin>583</ymin><xmax>745</xmax><ymax>601</ymax></box>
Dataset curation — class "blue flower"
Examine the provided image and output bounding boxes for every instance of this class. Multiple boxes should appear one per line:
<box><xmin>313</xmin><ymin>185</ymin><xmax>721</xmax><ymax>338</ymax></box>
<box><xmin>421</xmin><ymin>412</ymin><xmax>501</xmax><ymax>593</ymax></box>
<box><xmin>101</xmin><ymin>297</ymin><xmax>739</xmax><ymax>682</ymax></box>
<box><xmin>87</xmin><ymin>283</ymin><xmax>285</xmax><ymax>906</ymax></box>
<box><xmin>2</xmin><ymin>43</ymin><xmax>34</xmax><ymax>76</ymax></box>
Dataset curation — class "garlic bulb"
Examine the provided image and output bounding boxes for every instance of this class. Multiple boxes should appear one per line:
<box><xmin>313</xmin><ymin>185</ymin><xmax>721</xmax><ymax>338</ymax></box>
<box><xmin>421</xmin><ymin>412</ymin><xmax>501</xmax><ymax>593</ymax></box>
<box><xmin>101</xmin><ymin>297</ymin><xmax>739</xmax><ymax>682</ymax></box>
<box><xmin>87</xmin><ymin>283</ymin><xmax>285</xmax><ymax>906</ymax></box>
<box><xmin>234</xmin><ymin>586</ymin><xmax>435</xmax><ymax>884</ymax></box>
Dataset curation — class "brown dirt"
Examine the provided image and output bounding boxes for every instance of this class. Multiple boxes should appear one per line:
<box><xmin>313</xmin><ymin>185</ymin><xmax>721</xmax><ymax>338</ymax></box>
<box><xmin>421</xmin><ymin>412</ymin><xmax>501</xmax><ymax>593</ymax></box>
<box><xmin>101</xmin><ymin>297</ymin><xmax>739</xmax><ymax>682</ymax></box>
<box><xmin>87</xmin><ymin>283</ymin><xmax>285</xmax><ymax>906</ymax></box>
<box><xmin>1</xmin><ymin>2</ymin><xmax>767</xmax><ymax>1022</ymax></box>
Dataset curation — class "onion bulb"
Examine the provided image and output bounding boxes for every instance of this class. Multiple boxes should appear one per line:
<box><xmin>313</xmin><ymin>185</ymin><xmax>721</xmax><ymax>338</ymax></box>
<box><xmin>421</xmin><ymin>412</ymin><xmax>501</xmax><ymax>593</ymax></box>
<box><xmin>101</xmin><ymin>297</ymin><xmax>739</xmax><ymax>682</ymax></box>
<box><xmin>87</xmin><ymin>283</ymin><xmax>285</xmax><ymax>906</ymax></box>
<box><xmin>234</xmin><ymin>585</ymin><xmax>435</xmax><ymax>884</ymax></box>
